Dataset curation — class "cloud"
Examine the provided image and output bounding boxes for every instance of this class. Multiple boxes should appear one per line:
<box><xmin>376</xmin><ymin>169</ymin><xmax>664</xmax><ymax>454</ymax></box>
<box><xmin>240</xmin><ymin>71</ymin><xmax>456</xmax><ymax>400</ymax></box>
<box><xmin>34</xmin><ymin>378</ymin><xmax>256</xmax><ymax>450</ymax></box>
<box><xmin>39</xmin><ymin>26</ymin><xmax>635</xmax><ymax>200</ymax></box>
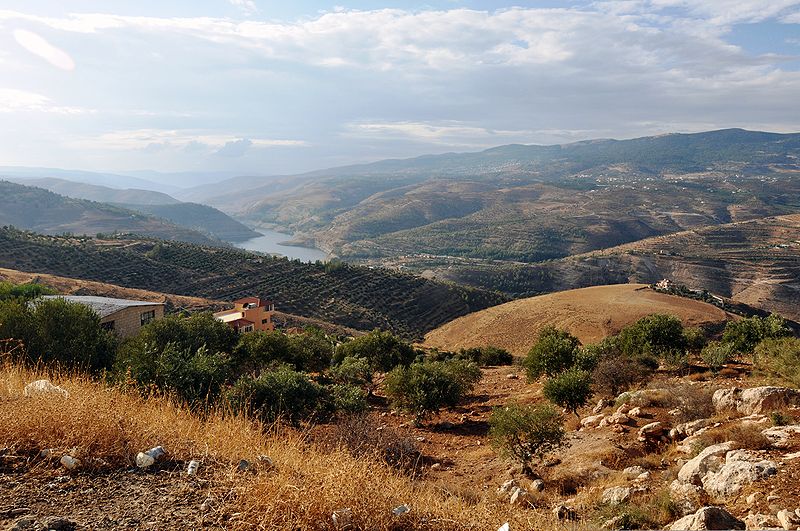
<box><xmin>69</xmin><ymin>129</ymin><xmax>308</xmax><ymax>152</ymax></box>
<box><xmin>229</xmin><ymin>0</ymin><xmax>258</xmax><ymax>16</ymax></box>
<box><xmin>344</xmin><ymin>121</ymin><xmax>538</xmax><ymax>147</ymax></box>
<box><xmin>0</xmin><ymin>88</ymin><xmax>88</xmax><ymax>114</ymax></box>
<box><xmin>13</xmin><ymin>29</ymin><xmax>75</xmax><ymax>70</ymax></box>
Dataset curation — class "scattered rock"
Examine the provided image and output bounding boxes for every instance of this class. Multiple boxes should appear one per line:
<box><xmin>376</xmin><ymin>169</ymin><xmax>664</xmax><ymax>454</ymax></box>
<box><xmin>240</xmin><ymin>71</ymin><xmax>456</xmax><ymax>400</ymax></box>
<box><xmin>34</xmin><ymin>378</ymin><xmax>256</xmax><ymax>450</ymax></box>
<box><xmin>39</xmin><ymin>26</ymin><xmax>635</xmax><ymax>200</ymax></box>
<box><xmin>743</xmin><ymin>513</ymin><xmax>779</xmax><ymax>530</ymax></box>
<box><xmin>623</xmin><ymin>465</ymin><xmax>647</xmax><ymax>479</ymax></box>
<box><xmin>59</xmin><ymin>455</ymin><xmax>80</xmax><ymax>471</ymax></box>
<box><xmin>628</xmin><ymin>406</ymin><xmax>644</xmax><ymax>418</ymax></box>
<box><xmin>677</xmin><ymin>442</ymin><xmax>735</xmax><ymax>485</ymax></box>
<box><xmin>531</xmin><ymin>479</ymin><xmax>544</xmax><ymax>492</ymax></box>
<box><xmin>777</xmin><ymin>509</ymin><xmax>800</xmax><ymax>530</ymax></box>
<box><xmin>593</xmin><ymin>399</ymin><xmax>611</xmax><ymax>414</ymax></box>
<box><xmin>506</xmin><ymin>373</ymin><xmax>519</xmax><ymax>380</ymax></box>
<box><xmin>701</xmin><ymin>452</ymin><xmax>777</xmax><ymax>500</ymax></box>
<box><xmin>581</xmin><ymin>414</ymin><xmax>605</xmax><ymax>429</ymax></box>
<box><xmin>509</xmin><ymin>487</ymin><xmax>529</xmax><ymax>506</ymax></box>
<box><xmin>498</xmin><ymin>479</ymin><xmax>518</xmax><ymax>495</ymax></box>
<box><xmin>23</xmin><ymin>380</ymin><xmax>69</xmax><ymax>398</ymax></box>
<box><xmin>762</xmin><ymin>425</ymin><xmax>800</xmax><ymax>450</ymax></box>
<box><xmin>713</xmin><ymin>387</ymin><xmax>800</xmax><ymax>415</ymax></box>
<box><xmin>672</xmin><ymin>418</ymin><xmax>716</xmax><ymax>440</ymax></box>
<box><xmin>602</xmin><ymin>486</ymin><xmax>633</xmax><ymax>505</ymax></box>
<box><xmin>553</xmin><ymin>505</ymin><xmax>578</xmax><ymax>521</ymax></box>
<box><xmin>746</xmin><ymin>493</ymin><xmax>759</xmax><ymax>506</ymax></box>
<box><xmin>498</xmin><ymin>523</ymin><xmax>510</xmax><ymax>531</ymax></box>
<box><xmin>638</xmin><ymin>421</ymin><xmax>667</xmax><ymax>442</ymax></box>
<box><xmin>332</xmin><ymin>508</ymin><xmax>352</xmax><ymax>529</ymax></box>
<box><xmin>392</xmin><ymin>504</ymin><xmax>410</xmax><ymax>516</ymax></box>
<box><xmin>669</xmin><ymin>480</ymin><xmax>704</xmax><ymax>516</ymax></box>
<box><xmin>669</xmin><ymin>506</ymin><xmax>745</xmax><ymax>530</ymax></box>
<box><xmin>603</xmin><ymin>515</ymin><xmax>626</xmax><ymax>530</ymax></box>
<box><xmin>10</xmin><ymin>518</ymin><xmax>44</xmax><ymax>531</ymax></box>
<box><xmin>135</xmin><ymin>446</ymin><xmax>166</xmax><ymax>468</ymax></box>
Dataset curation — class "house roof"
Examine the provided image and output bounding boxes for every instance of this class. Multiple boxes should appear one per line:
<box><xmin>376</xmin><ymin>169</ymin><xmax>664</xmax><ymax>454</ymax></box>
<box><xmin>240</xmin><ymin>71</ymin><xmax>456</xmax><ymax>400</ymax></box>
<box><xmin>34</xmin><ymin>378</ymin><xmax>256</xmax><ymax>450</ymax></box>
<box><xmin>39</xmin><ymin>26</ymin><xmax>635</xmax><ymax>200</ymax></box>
<box><xmin>234</xmin><ymin>296</ymin><xmax>262</xmax><ymax>305</ymax></box>
<box><xmin>230</xmin><ymin>318</ymin><xmax>255</xmax><ymax>327</ymax></box>
<box><xmin>40</xmin><ymin>295</ymin><xmax>163</xmax><ymax>319</ymax></box>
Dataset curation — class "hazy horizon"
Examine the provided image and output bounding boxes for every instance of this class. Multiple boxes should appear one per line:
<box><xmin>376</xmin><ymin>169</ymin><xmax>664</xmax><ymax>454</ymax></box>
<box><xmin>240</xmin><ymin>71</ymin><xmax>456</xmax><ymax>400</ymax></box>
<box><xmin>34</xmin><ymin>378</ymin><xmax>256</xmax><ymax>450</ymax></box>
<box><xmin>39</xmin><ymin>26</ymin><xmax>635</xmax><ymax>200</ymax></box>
<box><xmin>2</xmin><ymin>1</ymin><xmax>800</xmax><ymax>181</ymax></box>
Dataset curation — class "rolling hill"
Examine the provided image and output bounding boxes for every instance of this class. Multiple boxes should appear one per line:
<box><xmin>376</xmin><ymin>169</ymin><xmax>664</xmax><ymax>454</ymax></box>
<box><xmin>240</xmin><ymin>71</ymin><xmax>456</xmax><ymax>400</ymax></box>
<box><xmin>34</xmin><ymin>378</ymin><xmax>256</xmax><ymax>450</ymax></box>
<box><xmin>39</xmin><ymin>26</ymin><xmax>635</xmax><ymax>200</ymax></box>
<box><xmin>0</xmin><ymin>228</ymin><xmax>506</xmax><ymax>338</ymax></box>
<box><xmin>424</xmin><ymin>284</ymin><xmax>733</xmax><ymax>356</ymax></box>
<box><xmin>0</xmin><ymin>181</ymin><xmax>222</xmax><ymax>246</ymax></box>
<box><xmin>418</xmin><ymin>214</ymin><xmax>800</xmax><ymax>323</ymax></box>
<box><xmin>186</xmin><ymin>129</ymin><xmax>800</xmax><ymax>262</ymax></box>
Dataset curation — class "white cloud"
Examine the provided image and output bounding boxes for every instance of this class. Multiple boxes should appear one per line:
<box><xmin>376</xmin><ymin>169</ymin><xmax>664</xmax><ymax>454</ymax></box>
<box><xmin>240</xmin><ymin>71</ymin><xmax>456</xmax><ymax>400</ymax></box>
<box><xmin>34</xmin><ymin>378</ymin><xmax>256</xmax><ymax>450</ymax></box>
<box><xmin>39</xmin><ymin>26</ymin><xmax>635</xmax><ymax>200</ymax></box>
<box><xmin>69</xmin><ymin>129</ymin><xmax>308</xmax><ymax>152</ymax></box>
<box><xmin>344</xmin><ymin>121</ymin><xmax>538</xmax><ymax>147</ymax></box>
<box><xmin>13</xmin><ymin>29</ymin><xmax>75</xmax><ymax>70</ymax></box>
<box><xmin>0</xmin><ymin>88</ymin><xmax>88</xmax><ymax>114</ymax></box>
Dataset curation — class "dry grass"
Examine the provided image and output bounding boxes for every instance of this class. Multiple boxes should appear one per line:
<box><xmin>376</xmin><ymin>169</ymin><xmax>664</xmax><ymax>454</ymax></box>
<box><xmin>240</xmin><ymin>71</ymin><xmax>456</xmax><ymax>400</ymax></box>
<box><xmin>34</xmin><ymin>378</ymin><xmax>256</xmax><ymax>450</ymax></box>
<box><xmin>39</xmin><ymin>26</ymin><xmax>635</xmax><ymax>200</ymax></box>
<box><xmin>0</xmin><ymin>363</ymin><xmax>566</xmax><ymax>530</ymax></box>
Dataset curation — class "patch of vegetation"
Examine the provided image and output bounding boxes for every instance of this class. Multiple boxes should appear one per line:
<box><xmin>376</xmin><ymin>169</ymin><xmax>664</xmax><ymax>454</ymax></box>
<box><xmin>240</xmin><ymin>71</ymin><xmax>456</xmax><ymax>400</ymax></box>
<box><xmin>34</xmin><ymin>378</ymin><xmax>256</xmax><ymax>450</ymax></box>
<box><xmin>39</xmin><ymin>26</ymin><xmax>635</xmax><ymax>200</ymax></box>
<box><xmin>543</xmin><ymin>368</ymin><xmax>593</xmax><ymax>415</ymax></box>
<box><xmin>523</xmin><ymin>326</ymin><xmax>581</xmax><ymax>379</ymax></box>
<box><xmin>754</xmin><ymin>337</ymin><xmax>800</xmax><ymax>386</ymax></box>
<box><xmin>488</xmin><ymin>403</ymin><xmax>565</xmax><ymax>476</ymax></box>
<box><xmin>723</xmin><ymin>315</ymin><xmax>791</xmax><ymax>355</ymax></box>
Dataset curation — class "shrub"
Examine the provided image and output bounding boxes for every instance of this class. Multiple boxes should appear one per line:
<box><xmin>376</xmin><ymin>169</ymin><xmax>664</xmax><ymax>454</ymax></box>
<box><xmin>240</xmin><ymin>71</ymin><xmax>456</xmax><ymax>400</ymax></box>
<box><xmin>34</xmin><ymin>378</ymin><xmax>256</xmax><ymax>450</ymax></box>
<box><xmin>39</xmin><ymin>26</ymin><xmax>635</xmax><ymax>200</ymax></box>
<box><xmin>591</xmin><ymin>355</ymin><xmax>653</xmax><ymax>397</ymax></box>
<box><xmin>617</xmin><ymin>314</ymin><xmax>687</xmax><ymax>360</ymax></box>
<box><xmin>754</xmin><ymin>337</ymin><xmax>800</xmax><ymax>386</ymax></box>
<box><xmin>771</xmin><ymin>410</ymin><xmax>792</xmax><ymax>426</ymax></box>
<box><xmin>0</xmin><ymin>298</ymin><xmax>116</xmax><ymax>372</ymax></box>
<box><xmin>523</xmin><ymin>326</ymin><xmax>580</xmax><ymax>380</ymax></box>
<box><xmin>288</xmin><ymin>329</ymin><xmax>335</xmax><ymax>373</ymax></box>
<box><xmin>0</xmin><ymin>281</ymin><xmax>55</xmax><ymax>301</ymax></box>
<box><xmin>701</xmin><ymin>341</ymin><xmax>734</xmax><ymax>374</ymax></box>
<box><xmin>226</xmin><ymin>366</ymin><xmax>326</xmax><ymax>425</ymax></box>
<box><xmin>457</xmin><ymin>346</ymin><xmax>513</xmax><ymax>366</ymax></box>
<box><xmin>384</xmin><ymin>359</ymin><xmax>481</xmax><ymax>421</ymax></box>
<box><xmin>488</xmin><ymin>403</ymin><xmax>565</xmax><ymax>476</ymax></box>
<box><xmin>722</xmin><ymin>315</ymin><xmax>791</xmax><ymax>355</ymax></box>
<box><xmin>328</xmin><ymin>384</ymin><xmax>368</xmax><ymax>414</ymax></box>
<box><xmin>542</xmin><ymin>368</ymin><xmax>593</xmax><ymax>414</ymax></box>
<box><xmin>333</xmin><ymin>330</ymin><xmax>417</xmax><ymax>373</ymax></box>
<box><xmin>330</xmin><ymin>355</ymin><xmax>372</xmax><ymax>387</ymax></box>
<box><xmin>234</xmin><ymin>329</ymin><xmax>334</xmax><ymax>374</ymax></box>
<box><xmin>683</xmin><ymin>326</ymin><xmax>708</xmax><ymax>352</ymax></box>
<box><xmin>330</xmin><ymin>413</ymin><xmax>420</xmax><ymax>471</ymax></box>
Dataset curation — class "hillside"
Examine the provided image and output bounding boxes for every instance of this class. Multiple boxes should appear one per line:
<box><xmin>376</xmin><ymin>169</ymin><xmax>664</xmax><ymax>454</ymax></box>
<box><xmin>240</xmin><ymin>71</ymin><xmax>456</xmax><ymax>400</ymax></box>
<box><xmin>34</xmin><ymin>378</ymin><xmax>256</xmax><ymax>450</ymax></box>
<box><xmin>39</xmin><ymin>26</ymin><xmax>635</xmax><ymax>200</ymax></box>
<box><xmin>6</xmin><ymin>177</ymin><xmax>181</xmax><ymax>205</ymax></box>
<box><xmin>424</xmin><ymin>284</ymin><xmax>732</xmax><ymax>356</ymax></box>
<box><xmin>0</xmin><ymin>229</ymin><xmax>506</xmax><ymax>338</ymax></box>
<box><xmin>118</xmin><ymin>202</ymin><xmax>260</xmax><ymax>242</ymax></box>
<box><xmin>0</xmin><ymin>181</ymin><xmax>223</xmax><ymax>246</ymax></box>
<box><xmin>417</xmin><ymin>214</ymin><xmax>800</xmax><ymax>323</ymax></box>
<box><xmin>187</xmin><ymin>129</ymin><xmax>800</xmax><ymax>262</ymax></box>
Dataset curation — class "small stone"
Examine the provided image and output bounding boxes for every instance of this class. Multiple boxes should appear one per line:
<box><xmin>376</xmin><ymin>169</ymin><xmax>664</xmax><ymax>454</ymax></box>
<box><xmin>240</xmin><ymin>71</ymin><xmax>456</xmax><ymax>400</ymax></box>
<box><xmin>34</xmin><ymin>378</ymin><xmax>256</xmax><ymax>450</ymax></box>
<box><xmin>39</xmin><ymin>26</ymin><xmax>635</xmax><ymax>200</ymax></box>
<box><xmin>392</xmin><ymin>504</ymin><xmax>410</xmax><ymax>516</ymax></box>
<box><xmin>531</xmin><ymin>479</ymin><xmax>545</xmax><ymax>492</ymax></box>
<box><xmin>60</xmin><ymin>455</ymin><xmax>80</xmax><ymax>471</ymax></box>
<box><xmin>623</xmin><ymin>465</ymin><xmax>647</xmax><ymax>479</ymax></box>
<box><xmin>768</xmin><ymin>495</ymin><xmax>782</xmax><ymax>502</ymax></box>
<box><xmin>498</xmin><ymin>479</ymin><xmax>518</xmax><ymax>494</ymax></box>
<box><xmin>506</xmin><ymin>373</ymin><xmax>519</xmax><ymax>380</ymax></box>
<box><xmin>498</xmin><ymin>523</ymin><xmax>510</xmax><ymax>531</ymax></box>
<box><xmin>602</xmin><ymin>486</ymin><xmax>633</xmax><ymax>505</ymax></box>
<box><xmin>777</xmin><ymin>509</ymin><xmax>800</xmax><ymax>530</ymax></box>
<box><xmin>23</xmin><ymin>379</ymin><xmax>69</xmax><ymax>398</ymax></box>
<box><xmin>669</xmin><ymin>506</ymin><xmax>745</xmax><ymax>530</ymax></box>
<box><xmin>628</xmin><ymin>406</ymin><xmax>643</xmax><ymax>418</ymax></box>
<box><xmin>430</xmin><ymin>463</ymin><xmax>441</xmax><ymax>470</ymax></box>
<box><xmin>509</xmin><ymin>488</ymin><xmax>529</xmax><ymax>506</ymax></box>
<box><xmin>237</xmin><ymin>459</ymin><xmax>250</xmax><ymax>472</ymax></box>
<box><xmin>553</xmin><ymin>505</ymin><xmax>578</xmax><ymax>521</ymax></box>
<box><xmin>332</xmin><ymin>508</ymin><xmax>352</xmax><ymax>529</ymax></box>
<box><xmin>746</xmin><ymin>493</ymin><xmax>759</xmax><ymax>506</ymax></box>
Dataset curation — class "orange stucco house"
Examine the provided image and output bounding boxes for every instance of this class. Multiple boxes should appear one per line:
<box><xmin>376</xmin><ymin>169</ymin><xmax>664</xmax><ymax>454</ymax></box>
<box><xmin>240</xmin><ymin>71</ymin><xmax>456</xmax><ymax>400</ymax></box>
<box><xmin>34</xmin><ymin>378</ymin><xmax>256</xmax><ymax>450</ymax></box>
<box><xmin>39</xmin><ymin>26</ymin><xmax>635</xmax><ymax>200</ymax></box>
<box><xmin>213</xmin><ymin>297</ymin><xmax>275</xmax><ymax>333</ymax></box>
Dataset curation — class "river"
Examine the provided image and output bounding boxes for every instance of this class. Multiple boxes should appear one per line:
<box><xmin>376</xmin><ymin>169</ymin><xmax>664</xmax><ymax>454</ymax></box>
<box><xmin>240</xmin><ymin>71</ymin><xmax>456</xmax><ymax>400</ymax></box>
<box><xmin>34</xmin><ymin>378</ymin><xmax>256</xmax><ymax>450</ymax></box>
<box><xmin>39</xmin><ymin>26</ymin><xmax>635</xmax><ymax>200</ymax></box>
<box><xmin>234</xmin><ymin>229</ymin><xmax>328</xmax><ymax>262</ymax></box>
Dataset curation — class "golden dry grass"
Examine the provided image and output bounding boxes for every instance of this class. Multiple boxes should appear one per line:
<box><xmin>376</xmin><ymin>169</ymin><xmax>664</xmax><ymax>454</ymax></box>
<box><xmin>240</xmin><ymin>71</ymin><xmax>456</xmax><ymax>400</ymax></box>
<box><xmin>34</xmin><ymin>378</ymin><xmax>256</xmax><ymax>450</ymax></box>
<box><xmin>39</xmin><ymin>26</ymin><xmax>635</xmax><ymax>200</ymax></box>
<box><xmin>424</xmin><ymin>284</ymin><xmax>732</xmax><ymax>356</ymax></box>
<box><xmin>0</xmin><ymin>363</ymin><xmax>564</xmax><ymax>530</ymax></box>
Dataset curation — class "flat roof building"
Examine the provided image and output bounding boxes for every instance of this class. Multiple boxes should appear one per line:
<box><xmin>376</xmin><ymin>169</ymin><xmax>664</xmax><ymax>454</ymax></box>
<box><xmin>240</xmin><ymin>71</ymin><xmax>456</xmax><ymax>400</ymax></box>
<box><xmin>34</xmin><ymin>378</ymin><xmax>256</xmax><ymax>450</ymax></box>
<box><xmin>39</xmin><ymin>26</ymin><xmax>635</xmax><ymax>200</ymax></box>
<box><xmin>41</xmin><ymin>295</ymin><xmax>165</xmax><ymax>337</ymax></box>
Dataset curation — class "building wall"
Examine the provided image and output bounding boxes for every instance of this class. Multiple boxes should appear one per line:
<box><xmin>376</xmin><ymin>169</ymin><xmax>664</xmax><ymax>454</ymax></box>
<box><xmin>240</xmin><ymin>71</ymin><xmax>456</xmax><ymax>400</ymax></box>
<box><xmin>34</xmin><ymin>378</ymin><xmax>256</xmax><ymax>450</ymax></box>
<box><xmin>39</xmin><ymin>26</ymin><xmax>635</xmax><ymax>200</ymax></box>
<box><xmin>241</xmin><ymin>306</ymin><xmax>274</xmax><ymax>332</ymax></box>
<box><xmin>101</xmin><ymin>304</ymin><xmax>164</xmax><ymax>338</ymax></box>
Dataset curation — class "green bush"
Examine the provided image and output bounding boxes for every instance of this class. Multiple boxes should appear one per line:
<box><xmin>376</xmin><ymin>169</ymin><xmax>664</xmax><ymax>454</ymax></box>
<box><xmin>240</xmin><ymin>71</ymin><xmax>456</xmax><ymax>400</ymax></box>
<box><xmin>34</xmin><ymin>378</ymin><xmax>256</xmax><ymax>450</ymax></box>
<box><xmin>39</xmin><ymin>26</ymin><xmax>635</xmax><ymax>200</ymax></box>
<box><xmin>723</xmin><ymin>315</ymin><xmax>791</xmax><ymax>355</ymax></box>
<box><xmin>0</xmin><ymin>298</ymin><xmax>116</xmax><ymax>372</ymax></box>
<box><xmin>226</xmin><ymin>366</ymin><xmax>326</xmax><ymax>425</ymax></box>
<box><xmin>330</xmin><ymin>355</ymin><xmax>375</xmax><ymax>394</ymax></box>
<box><xmin>234</xmin><ymin>329</ymin><xmax>333</xmax><ymax>374</ymax></box>
<box><xmin>617</xmin><ymin>314</ymin><xmax>687</xmax><ymax>360</ymax></box>
<box><xmin>384</xmin><ymin>359</ymin><xmax>481</xmax><ymax>421</ymax></box>
<box><xmin>457</xmin><ymin>346</ymin><xmax>513</xmax><ymax>366</ymax></box>
<box><xmin>488</xmin><ymin>403</ymin><xmax>565</xmax><ymax>476</ymax></box>
<box><xmin>683</xmin><ymin>326</ymin><xmax>708</xmax><ymax>352</ymax></box>
<box><xmin>329</xmin><ymin>383</ymin><xmax>368</xmax><ymax>414</ymax></box>
<box><xmin>701</xmin><ymin>341</ymin><xmax>734</xmax><ymax>374</ymax></box>
<box><xmin>0</xmin><ymin>281</ymin><xmax>55</xmax><ymax>301</ymax></box>
<box><xmin>333</xmin><ymin>330</ymin><xmax>417</xmax><ymax>373</ymax></box>
<box><xmin>542</xmin><ymin>368</ymin><xmax>593</xmax><ymax>414</ymax></box>
<box><xmin>523</xmin><ymin>327</ymin><xmax>580</xmax><ymax>380</ymax></box>
<box><xmin>754</xmin><ymin>337</ymin><xmax>800</xmax><ymax>387</ymax></box>
<box><xmin>115</xmin><ymin>312</ymin><xmax>237</xmax><ymax>402</ymax></box>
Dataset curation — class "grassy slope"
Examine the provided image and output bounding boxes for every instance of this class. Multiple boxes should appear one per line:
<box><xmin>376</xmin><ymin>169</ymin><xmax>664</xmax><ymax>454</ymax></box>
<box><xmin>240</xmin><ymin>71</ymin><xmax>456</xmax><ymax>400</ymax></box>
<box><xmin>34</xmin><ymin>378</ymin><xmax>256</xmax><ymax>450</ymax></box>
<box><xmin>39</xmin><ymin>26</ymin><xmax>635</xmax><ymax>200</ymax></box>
<box><xmin>0</xmin><ymin>362</ymin><xmax>543</xmax><ymax>530</ymax></box>
<box><xmin>424</xmin><ymin>284</ymin><xmax>732</xmax><ymax>356</ymax></box>
<box><xmin>0</xmin><ymin>229</ymin><xmax>506</xmax><ymax>339</ymax></box>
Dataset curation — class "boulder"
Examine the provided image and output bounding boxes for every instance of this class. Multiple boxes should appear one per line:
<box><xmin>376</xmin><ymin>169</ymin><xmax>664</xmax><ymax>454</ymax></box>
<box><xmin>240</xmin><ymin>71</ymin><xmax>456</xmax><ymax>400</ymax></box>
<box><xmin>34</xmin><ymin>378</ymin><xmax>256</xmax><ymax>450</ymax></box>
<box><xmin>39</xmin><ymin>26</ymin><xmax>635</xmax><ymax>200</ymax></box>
<box><xmin>593</xmin><ymin>399</ymin><xmax>612</xmax><ymax>414</ymax></box>
<box><xmin>602</xmin><ymin>486</ymin><xmax>633</xmax><ymax>505</ymax></box>
<box><xmin>601</xmin><ymin>411</ymin><xmax>630</xmax><ymax>427</ymax></box>
<box><xmin>622</xmin><ymin>465</ymin><xmax>647</xmax><ymax>480</ymax></box>
<box><xmin>677</xmin><ymin>442</ymin><xmax>736</xmax><ymax>485</ymax></box>
<box><xmin>701</xmin><ymin>452</ymin><xmax>777</xmax><ymax>500</ymax></box>
<box><xmin>713</xmin><ymin>387</ymin><xmax>800</xmax><ymax>415</ymax></box>
<box><xmin>581</xmin><ymin>414</ymin><xmax>605</xmax><ymax>429</ymax></box>
<box><xmin>762</xmin><ymin>425</ymin><xmax>800</xmax><ymax>450</ymax></box>
<box><xmin>672</xmin><ymin>419</ymin><xmax>717</xmax><ymax>440</ymax></box>
<box><xmin>638</xmin><ymin>421</ymin><xmax>667</xmax><ymax>442</ymax></box>
<box><xmin>669</xmin><ymin>506</ymin><xmax>745</xmax><ymax>530</ymax></box>
<box><xmin>23</xmin><ymin>380</ymin><xmax>69</xmax><ymax>398</ymax></box>
<box><xmin>628</xmin><ymin>406</ymin><xmax>644</xmax><ymax>418</ymax></box>
<box><xmin>670</xmin><ymin>480</ymin><xmax>705</xmax><ymax>516</ymax></box>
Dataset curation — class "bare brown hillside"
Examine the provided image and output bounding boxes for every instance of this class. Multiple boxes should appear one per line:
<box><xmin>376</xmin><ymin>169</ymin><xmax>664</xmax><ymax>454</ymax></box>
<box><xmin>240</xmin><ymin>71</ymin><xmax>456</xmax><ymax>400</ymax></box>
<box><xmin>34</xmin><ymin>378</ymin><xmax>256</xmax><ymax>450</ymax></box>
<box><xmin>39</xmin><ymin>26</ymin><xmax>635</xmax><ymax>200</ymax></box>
<box><xmin>424</xmin><ymin>284</ymin><xmax>731</xmax><ymax>356</ymax></box>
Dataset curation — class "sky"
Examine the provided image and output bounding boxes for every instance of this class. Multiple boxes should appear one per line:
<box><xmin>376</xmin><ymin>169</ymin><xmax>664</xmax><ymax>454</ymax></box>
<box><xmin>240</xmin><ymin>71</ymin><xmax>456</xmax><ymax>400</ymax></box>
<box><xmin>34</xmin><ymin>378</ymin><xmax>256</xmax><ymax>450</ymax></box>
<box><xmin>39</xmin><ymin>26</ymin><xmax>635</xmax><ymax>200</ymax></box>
<box><xmin>1</xmin><ymin>0</ymin><xmax>799</xmax><ymax>179</ymax></box>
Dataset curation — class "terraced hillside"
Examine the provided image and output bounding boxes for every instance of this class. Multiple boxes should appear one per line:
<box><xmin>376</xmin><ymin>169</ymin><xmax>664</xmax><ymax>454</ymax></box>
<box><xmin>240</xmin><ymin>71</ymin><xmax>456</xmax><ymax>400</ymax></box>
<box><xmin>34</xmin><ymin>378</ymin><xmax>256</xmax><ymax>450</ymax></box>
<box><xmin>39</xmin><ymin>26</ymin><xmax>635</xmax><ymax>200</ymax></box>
<box><xmin>0</xmin><ymin>229</ymin><xmax>506</xmax><ymax>338</ymax></box>
<box><xmin>422</xmin><ymin>214</ymin><xmax>800</xmax><ymax>322</ymax></box>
